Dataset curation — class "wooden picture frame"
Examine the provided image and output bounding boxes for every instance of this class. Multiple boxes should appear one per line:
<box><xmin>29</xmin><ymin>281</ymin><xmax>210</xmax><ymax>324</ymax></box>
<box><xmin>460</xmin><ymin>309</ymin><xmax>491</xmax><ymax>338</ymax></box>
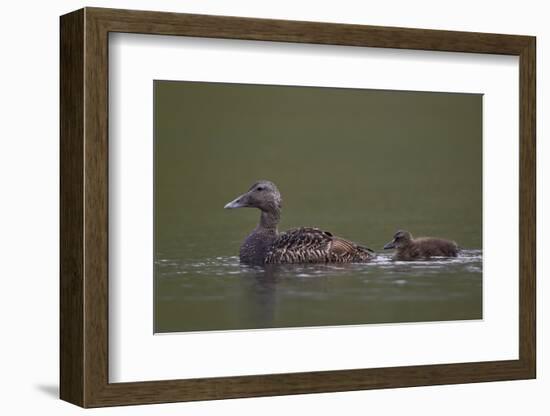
<box><xmin>60</xmin><ymin>7</ymin><xmax>536</xmax><ymax>408</ymax></box>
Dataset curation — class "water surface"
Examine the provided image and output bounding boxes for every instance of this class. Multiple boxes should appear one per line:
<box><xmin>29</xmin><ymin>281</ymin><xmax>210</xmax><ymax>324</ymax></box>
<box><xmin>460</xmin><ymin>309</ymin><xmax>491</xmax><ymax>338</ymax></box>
<box><xmin>155</xmin><ymin>249</ymin><xmax>482</xmax><ymax>332</ymax></box>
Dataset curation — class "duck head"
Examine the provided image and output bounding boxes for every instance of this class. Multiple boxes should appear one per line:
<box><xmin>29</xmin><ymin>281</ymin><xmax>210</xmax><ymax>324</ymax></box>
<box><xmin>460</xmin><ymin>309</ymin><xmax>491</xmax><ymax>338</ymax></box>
<box><xmin>224</xmin><ymin>180</ymin><xmax>282</xmax><ymax>213</ymax></box>
<box><xmin>383</xmin><ymin>230</ymin><xmax>412</xmax><ymax>249</ymax></box>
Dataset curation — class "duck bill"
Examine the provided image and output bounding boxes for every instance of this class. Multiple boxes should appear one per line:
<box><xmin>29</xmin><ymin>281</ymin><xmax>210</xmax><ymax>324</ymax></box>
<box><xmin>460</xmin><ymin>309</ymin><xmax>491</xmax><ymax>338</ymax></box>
<box><xmin>224</xmin><ymin>193</ymin><xmax>249</xmax><ymax>209</ymax></box>
<box><xmin>383</xmin><ymin>240</ymin><xmax>396</xmax><ymax>250</ymax></box>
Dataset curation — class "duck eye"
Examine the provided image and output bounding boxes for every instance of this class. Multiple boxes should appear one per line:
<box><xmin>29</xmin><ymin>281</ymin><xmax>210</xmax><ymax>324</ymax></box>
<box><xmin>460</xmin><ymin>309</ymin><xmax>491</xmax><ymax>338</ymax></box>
<box><xmin>256</xmin><ymin>186</ymin><xmax>264</xmax><ymax>191</ymax></box>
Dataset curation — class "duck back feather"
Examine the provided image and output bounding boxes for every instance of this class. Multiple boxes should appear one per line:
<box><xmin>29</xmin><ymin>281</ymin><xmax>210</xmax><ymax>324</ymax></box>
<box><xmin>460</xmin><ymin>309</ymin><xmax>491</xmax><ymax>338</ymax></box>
<box><xmin>265</xmin><ymin>227</ymin><xmax>375</xmax><ymax>264</ymax></box>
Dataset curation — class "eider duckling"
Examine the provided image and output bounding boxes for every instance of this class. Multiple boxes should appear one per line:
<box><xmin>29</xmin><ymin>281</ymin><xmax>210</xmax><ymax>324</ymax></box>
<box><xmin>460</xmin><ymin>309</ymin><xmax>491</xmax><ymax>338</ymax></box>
<box><xmin>224</xmin><ymin>180</ymin><xmax>375</xmax><ymax>265</ymax></box>
<box><xmin>383</xmin><ymin>230</ymin><xmax>459</xmax><ymax>261</ymax></box>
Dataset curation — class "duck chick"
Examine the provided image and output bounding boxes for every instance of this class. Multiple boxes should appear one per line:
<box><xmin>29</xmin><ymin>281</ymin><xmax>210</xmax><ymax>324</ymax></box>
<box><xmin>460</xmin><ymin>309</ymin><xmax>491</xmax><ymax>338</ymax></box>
<box><xmin>383</xmin><ymin>230</ymin><xmax>458</xmax><ymax>261</ymax></box>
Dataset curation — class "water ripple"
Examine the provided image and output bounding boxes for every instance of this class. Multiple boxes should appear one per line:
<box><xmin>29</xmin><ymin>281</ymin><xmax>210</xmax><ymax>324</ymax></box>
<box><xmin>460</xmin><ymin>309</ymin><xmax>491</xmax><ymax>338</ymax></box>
<box><xmin>156</xmin><ymin>249</ymin><xmax>482</xmax><ymax>280</ymax></box>
<box><xmin>155</xmin><ymin>250</ymin><xmax>483</xmax><ymax>331</ymax></box>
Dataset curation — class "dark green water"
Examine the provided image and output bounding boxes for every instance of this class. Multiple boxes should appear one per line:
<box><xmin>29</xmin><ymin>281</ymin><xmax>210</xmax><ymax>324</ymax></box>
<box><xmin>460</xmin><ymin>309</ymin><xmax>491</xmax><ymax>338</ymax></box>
<box><xmin>154</xmin><ymin>80</ymin><xmax>482</xmax><ymax>333</ymax></box>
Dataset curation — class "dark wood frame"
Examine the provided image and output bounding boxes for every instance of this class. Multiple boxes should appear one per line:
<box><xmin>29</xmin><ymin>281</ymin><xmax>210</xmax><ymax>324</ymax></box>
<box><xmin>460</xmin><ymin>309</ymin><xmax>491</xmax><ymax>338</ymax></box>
<box><xmin>60</xmin><ymin>7</ymin><xmax>536</xmax><ymax>408</ymax></box>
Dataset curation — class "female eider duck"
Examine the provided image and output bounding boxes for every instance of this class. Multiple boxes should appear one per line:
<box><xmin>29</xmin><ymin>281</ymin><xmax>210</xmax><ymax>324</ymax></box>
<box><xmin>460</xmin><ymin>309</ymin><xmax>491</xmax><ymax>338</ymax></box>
<box><xmin>224</xmin><ymin>180</ymin><xmax>375</xmax><ymax>265</ymax></box>
<box><xmin>383</xmin><ymin>230</ymin><xmax>459</xmax><ymax>261</ymax></box>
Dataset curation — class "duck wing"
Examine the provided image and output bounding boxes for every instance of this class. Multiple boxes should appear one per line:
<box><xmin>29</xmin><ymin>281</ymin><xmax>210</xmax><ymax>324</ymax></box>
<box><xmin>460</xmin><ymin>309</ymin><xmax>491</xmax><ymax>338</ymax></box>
<box><xmin>264</xmin><ymin>227</ymin><xmax>375</xmax><ymax>264</ymax></box>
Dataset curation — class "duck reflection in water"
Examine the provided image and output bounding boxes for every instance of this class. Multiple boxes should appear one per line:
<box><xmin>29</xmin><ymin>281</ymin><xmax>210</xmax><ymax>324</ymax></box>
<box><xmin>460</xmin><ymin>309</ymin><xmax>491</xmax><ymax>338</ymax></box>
<box><xmin>239</xmin><ymin>264</ymin><xmax>281</xmax><ymax>328</ymax></box>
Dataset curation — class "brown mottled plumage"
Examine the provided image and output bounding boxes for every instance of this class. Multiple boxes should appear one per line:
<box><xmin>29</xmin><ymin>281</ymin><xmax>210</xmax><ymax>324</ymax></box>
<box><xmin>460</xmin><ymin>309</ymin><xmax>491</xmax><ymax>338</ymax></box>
<box><xmin>383</xmin><ymin>230</ymin><xmax>459</xmax><ymax>261</ymax></box>
<box><xmin>265</xmin><ymin>227</ymin><xmax>374</xmax><ymax>264</ymax></box>
<box><xmin>224</xmin><ymin>180</ymin><xmax>375</xmax><ymax>265</ymax></box>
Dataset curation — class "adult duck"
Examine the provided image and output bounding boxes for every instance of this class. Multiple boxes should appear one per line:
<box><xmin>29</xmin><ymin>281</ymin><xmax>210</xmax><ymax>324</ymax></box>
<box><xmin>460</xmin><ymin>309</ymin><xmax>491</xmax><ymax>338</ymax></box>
<box><xmin>224</xmin><ymin>180</ymin><xmax>375</xmax><ymax>265</ymax></box>
<box><xmin>383</xmin><ymin>230</ymin><xmax>459</xmax><ymax>260</ymax></box>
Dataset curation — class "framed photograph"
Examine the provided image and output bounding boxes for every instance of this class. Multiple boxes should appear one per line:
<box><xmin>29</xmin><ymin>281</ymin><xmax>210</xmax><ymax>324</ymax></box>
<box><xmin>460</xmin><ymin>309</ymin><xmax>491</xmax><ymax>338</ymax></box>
<box><xmin>60</xmin><ymin>7</ymin><xmax>536</xmax><ymax>408</ymax></box>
